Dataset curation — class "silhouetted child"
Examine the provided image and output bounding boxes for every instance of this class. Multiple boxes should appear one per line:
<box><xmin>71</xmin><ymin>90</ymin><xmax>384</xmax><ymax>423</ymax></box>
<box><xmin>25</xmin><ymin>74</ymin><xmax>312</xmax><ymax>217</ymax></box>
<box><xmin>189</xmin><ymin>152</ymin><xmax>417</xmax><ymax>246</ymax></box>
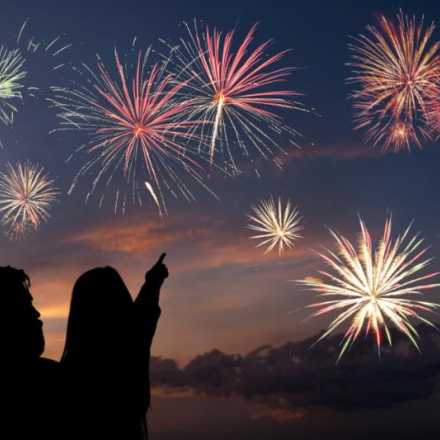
<box><xmin>61</xmin><ymin>254</ymin><xmax>168</xmax><ymax>440</ymax></box>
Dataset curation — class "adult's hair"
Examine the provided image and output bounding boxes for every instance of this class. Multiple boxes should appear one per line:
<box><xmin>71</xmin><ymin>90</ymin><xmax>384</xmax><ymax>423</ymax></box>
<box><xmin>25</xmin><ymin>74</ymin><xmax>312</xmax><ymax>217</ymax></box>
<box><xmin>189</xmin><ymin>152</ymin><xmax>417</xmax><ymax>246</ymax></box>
<box><xmin>0</xmin><ymin>266</ymin><xmax>31</xmax><ymax>295</ymax></box>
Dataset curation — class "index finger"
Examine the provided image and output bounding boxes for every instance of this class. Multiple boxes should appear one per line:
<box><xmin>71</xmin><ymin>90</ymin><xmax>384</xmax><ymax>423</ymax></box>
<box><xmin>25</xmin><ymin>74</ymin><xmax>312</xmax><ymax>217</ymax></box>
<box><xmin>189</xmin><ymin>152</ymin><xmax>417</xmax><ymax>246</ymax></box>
<box><xmin>157</xmin><ymin>253</ymin><xmax>166</xmax><ymax>264</ymax></box>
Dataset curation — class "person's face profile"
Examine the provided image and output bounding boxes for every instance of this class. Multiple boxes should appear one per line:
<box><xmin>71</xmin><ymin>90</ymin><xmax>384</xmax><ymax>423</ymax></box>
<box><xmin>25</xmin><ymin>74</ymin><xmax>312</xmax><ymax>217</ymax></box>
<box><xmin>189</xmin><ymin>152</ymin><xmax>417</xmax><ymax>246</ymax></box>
<box><xmin>22</xmin><ymin>291</ymin><xmax>45</xmax><ymax>357</ymax></box>
<box><xmin>3</xmin><ymin>282</ymin><xmax>45</xmax><ymax>358</ymax></box>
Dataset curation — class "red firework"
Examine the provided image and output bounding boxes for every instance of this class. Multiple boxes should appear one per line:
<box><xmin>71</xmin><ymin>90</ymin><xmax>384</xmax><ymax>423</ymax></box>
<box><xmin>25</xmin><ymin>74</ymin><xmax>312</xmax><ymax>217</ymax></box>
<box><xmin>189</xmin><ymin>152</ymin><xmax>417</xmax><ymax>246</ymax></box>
<box><xmin>168</xmin><ymin>22</ymin><xmax>304</xmax><ymax>167</ymax></box>
<box><xmin>52</xmin><ymin>49</ymin><xmax>215</xmax><ymax>213</ymax></box>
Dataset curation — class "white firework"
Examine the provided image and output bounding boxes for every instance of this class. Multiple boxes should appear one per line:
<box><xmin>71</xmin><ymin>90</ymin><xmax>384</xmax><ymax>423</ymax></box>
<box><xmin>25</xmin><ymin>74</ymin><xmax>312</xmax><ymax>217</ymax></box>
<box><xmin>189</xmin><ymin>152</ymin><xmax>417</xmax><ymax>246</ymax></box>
<box><xmin>247</xmin><ymin>197</ymin><xmax>303</xmax><ymax>254</ymax></box>
<box><xmin>0</xmin><ymin>162</ymin><xmax>58</xmax><ymax>237</ymax></box>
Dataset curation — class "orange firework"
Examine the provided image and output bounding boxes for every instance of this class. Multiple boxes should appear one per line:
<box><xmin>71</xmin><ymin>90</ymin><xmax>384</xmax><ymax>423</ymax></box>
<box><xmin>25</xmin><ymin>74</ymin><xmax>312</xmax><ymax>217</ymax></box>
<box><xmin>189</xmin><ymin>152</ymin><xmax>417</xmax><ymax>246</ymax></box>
<box><xmin>348</xmin><ymin>11</ymin><xmax>440</xmax><ymax>151</ymax></box>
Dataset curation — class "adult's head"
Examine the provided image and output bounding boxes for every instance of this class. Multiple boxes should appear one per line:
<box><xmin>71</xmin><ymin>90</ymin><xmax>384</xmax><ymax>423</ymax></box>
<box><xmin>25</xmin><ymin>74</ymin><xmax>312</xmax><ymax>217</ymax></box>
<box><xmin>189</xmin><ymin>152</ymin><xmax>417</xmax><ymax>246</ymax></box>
<box><xmin>62</xmin><ymin>267</ymin><xmax>133</xmax><ymax>364</ymax></box>
<box><xmin>0</xmin><ymin>266</ymin><xmax>44</xmax><ymax>360</ymax></box>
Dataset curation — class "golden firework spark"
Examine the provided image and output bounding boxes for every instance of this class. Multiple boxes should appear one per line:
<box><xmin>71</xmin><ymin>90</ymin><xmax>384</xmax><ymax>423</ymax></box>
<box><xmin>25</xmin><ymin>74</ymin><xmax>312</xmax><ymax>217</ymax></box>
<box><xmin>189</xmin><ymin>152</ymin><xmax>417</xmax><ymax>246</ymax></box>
<box><xmin>348</xmin><ymin>11</ymin><xmax>440</xmax><ymax>151</ymax></box>
<box><xmin>0</xmin><ymin>162</ymin><xmax>59</xmax><ymax>237</ymax></box>
<box><xmin>300</xmin><ymin>217</ymin><xmax>440</xmax><ymax>360</ymax></box>
<box><xmin>247</xmin><ymin>197</ymin><xmax>303</xmax><ymax>254</ymax></box>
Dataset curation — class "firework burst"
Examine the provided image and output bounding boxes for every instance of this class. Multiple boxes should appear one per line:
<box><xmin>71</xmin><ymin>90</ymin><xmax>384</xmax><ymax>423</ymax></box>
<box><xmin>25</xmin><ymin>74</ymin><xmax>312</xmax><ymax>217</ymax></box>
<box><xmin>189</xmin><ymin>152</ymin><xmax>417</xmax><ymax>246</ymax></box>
<box><xmin>300</xmin><ymin>217</ymin><xmax>440</xmax><ymax>360</ymax></box>
<box><xmin>247</xmin><ymin>197</ymin><xmax>302</xmax><ymax>254</ymax></box>
<box><xmin>50</xmin><ymin>48</ymin><xmax>217</xmax><ymax>214</ymax></box>
<box><xmin>348</xmin><ymin>11</ymin><xmax>440</xmax><ymax>151</ymax></box>
<box><xmin>426</xmin><ymin>98</ymin><xmax>440</xmax><ymax>135</ymax></box>
<box><xmin>163</xmin><ymin>22</ymin><xmax>305</xmax><ymax>171</ymax></box>
<box><xmin>0</xmin><ymin>162</ymin><xmax>59</xmax><ymax>237</ymax></box>
<box><xmin>0</xmin><ymin>46</ymin><xmax>26</xmax><ymax>126</ymax></box>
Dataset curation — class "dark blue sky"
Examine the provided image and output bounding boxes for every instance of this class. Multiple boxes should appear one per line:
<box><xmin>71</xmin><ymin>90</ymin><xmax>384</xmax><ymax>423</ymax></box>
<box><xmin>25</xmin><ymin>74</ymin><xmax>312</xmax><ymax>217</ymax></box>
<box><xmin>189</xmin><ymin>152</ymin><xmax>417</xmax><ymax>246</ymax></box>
<box><xmin>2</xmin><ymin>0</ymin><xmax>440</xmax><ymax>373</ymax></box>
<box><xmin>2</xmin><ymin>1</ymin><xmax>440</xmax><ymax>438</ymax></box>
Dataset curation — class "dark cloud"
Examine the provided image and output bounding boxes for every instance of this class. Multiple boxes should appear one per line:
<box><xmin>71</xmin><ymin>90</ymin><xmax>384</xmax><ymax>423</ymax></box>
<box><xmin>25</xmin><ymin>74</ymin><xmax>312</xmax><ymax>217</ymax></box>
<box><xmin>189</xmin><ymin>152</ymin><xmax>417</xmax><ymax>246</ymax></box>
<box><xmin>151</xmin><ymin>324</ymin><xmax>440</xmax><ymax>412</ymax></box>
<box><xmin>274</xmin><ymin>142</ymin><xmax>382</xmax><ymax>165</ymax></box>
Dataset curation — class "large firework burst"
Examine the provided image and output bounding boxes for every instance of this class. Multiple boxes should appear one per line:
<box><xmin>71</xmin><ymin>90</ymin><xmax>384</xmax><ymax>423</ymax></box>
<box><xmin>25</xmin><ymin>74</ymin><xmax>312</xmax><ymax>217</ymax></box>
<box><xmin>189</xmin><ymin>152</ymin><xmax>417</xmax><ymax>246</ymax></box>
<box><xmin>300</xmin><ymin>217</ymin><xmax>440</xmax><ymax>360</ymax></box>
<box><xmin>0</xmin><ymin>162</ymin><xmax>59</xmax><ymax>237</ymax></box>
<box><xmin>50</xmin><ymin>48</ymin><xmax>216</xmax><ymax>214</ymax></box>
<box><xmin>164</xmin><ymin>22</ymin><xmax>304</xmax><ymax>171</ymax></box>
<box><xmin>0</xmin><ymin>46</ymin><xmax>26</xmax><ymax>126</ymax></box>
<box><xmin>247</xmin><ymin>197</ymin><xmax>302</xmax><ymax>254</ymax></box>
<box><xmin>348</xmin><ymin>11</ymin><xmax>440</xmax><ymax>151</ymax></box>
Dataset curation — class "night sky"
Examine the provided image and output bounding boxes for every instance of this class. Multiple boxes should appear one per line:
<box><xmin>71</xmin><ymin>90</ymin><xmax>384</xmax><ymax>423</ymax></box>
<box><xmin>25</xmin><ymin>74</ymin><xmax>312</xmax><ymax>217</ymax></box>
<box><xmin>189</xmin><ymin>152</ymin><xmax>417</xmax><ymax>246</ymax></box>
<box><xmin>2</xmin><ymin>0</ymin><xmax>440</xmax><ymax>438</ymax></box>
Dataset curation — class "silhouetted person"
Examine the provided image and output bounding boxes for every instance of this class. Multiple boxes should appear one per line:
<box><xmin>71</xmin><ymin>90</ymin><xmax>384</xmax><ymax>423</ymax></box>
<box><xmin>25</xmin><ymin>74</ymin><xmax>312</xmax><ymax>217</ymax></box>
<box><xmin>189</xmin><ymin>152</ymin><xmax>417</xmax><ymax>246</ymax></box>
<box><xmin>61</xmin><ymin>254</ymin><xmax>168</xmax><ymax>440</ymax></box>
<box><xmin>0</xmin><ymin>266</ymin><xmax>60</xmax><ymax>439</ymax></box>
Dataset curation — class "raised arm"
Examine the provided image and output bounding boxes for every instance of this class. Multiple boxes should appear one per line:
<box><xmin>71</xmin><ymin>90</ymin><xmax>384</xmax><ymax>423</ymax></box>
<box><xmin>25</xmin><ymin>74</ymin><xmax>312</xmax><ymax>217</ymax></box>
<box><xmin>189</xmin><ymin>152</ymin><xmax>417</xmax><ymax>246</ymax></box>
<box><xmin>134</xmin><ymin>253</ymin><xmax>169</xmax><ymax>348</ymax></box>
<box><xmin>132</xmin><ymin>254</ymin><xmax>169</xmax><ymax>416</ymax></box>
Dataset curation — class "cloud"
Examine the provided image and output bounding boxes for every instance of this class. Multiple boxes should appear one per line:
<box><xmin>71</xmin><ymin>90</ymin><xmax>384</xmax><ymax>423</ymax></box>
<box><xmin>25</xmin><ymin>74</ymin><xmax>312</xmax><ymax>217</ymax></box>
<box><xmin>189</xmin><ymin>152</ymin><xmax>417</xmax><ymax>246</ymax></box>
<box><xmin>150</xmin><ymin>324</ymin><xmax>440</xmax><ymax>413</ymax></box>
<box><xmin>66</xmin><ymin>211</ymin><xmax>316</xmax><ymax>274</ymax></box>
<box><xmin>68</xmin><ymin>221</ymin><xmax>176</xmax><ymax>254</ymax></box>
<box><xmin>152</xmin><ymin>386</ymin><xmax>198</xmax><ymax>399</ymax></box>
<box><xmin>232</xmin><ymin>141</ymin><xmax>382</xmax><ymax>180</ymax></box>
<box><xmin>250</xmin><ymin>406</ymin><xmax>306</xmax><ymax>424</ymax></box>
<box><xmin>274</xmin><ymin>143</ymin><xmax>382</xmax><ymax>164</ymax></box>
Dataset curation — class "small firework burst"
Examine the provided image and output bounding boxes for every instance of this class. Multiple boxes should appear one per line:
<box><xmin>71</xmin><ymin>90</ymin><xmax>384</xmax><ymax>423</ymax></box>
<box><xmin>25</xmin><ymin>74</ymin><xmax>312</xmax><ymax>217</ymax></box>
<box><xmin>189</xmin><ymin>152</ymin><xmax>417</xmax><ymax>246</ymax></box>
<box><xmin>0</xmin><ymin>162</ymin><xmax>59</xmax><ymax>237</ymax></box>
<box><xmin>0</xmin><ymin>46</ymin><xmax>26</xmax><ymax>125</ymax></box>
<box><xmin>247</xmin><ymin>197</ymin><xmax>302</xmax><ymax>254</ymax></box>
<box><xmin>300</xmin><ymin>217</ymin><xmax>440</xmax><ymax>360</ymax></box>
<box><xmin>386</xmin><ymin>120</ymin><xmax>418</xmax><ymax>151</ymax></box>
<box><xmin>348</xmin><ymin>11</ymin><xmax>440</xmax><ymax>151</ymax></box>
<box><xmin>163</xmin><ymin>21</ymin><xmax>305</xmax><ymax>171</ymax></box>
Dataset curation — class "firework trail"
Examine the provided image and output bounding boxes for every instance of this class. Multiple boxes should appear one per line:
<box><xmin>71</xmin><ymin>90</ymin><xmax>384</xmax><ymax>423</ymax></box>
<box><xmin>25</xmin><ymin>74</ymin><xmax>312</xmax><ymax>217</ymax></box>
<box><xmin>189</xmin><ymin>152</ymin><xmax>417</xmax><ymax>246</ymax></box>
<box><xmin>145</xmin><ymin>181</ymin><xmax>160</xmax><ymax>209</ymax></box>
<box><xmin>299</xmin><ymin>217</ymin><xmax>440</xmax><ymax>361</ymax></box>
<box><xmin>0</xmin><ymin>47</ymin><xmax>26</xmax><ymax>127</ymax></box>
<box><xmin>247</xmin><ymin>197</ymin><xmax>302</xmax><ymax>254</ymax></box>
<box><xmin>162</xmin><ymin>22</ymin><xmax>305</xmax><ymax>171</ymax></box>
<box><xmin>0</xmin><ymin>162</ymin><xmax>59</xmax><ymax>237</ymax></box>
<box><xmin>348</xmin><ymin>11</ymin><xmax>440</xmax><ymax>151</ymax></box>
<box><xmin>15</xmin><ymin>19</ymin><xmax>72</xmax><ymax>102</ymax></box>
<box><xmin>17</xmin><ymin>19</ymin><xmax>72</xmax><ymax>72</ymax></box>
<box><xmin>50</xmin><ymin>48</ymin><xmax>217</xmax><ymax>213</ymax></box>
